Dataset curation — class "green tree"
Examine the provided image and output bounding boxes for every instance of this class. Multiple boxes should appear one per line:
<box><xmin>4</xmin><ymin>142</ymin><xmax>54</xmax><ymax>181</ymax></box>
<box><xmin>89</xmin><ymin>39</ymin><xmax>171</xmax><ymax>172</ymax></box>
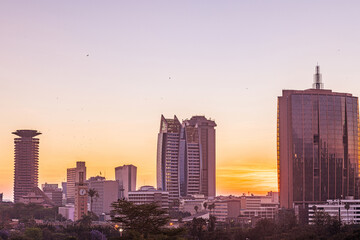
<box><xmin>77</xmin><ymin>214</ymin><xmax>93</xmax><ymax>228</ymax></box>
<box><xmin>188</xmin><ymin>217</ymin><xmax>207</xmax><ymax>240</ymax></box>
<box><xmin>111</xmin><ymin>200</ymin><xmax>170</xmax><ymax>238</ymax></box>
<box><xmin>88</xmin><ymin>188</ymin><xmax>99</xmax><ymax>213</ymax></box>
<box><xmin>24</xmin><ymin>228</ymin><xmax>42</xmax><ymax>240</ymax></box>
<box><xmin>208</xmin><ymin>204</ymin><xmax>215</xmax><ymax>215</ymax></box>
<box><xmin>345</xmin><ymin>202</ymin><xmax>350</xmax><ymax>224</ymax></box>
<box><xmin>194</xmin><ymin>205</ymin><xmax>199</xmax><ymax>214</ymax></box>
<box><xmin>203</xmin><ymin>202</ymin><xmax>207</xmax><ymax>211</ymax></box>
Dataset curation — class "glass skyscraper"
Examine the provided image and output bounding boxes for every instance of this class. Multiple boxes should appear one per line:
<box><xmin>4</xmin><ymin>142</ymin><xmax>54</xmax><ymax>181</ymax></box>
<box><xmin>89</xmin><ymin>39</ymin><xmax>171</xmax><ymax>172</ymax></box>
<box><xmin>278</xmin><ymin>66</ymin><xmax>359</xmax><ymax>208</ymax></box>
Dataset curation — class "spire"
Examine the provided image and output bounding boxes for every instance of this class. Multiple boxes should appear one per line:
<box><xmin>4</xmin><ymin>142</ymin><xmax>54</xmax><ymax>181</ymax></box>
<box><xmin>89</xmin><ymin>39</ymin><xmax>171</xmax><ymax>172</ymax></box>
<box><xmin>313</xmin><ymin>65</ymin><xmax>323</xmax><ymax>89</ymax></box>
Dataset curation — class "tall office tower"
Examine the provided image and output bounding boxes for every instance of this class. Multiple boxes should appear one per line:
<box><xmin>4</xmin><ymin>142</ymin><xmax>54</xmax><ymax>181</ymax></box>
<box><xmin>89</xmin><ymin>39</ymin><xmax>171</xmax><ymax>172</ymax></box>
<box><xmin>277</xmin><ymin>66</ymin><xmax>359</xmax><ymax>209</ymax></box>
<box><xmin>157</xmin><ymin>115</ymin><xmax>182</xmax><ymax>201</ymax></box>
<box><xmin>66</xmin><ymin>161</ymin><xmax>86</xmax><ymax>203</ymax></box>
<box><xmin>74</xmin><ymin>170</ymin><xmax>88</xmax><ymax>221</ymax></box>
<box><xmin>13</xmin><ymin>130</ymin><xmax>41</xmax><ymax>203</ymax></box>
<box><xmin>115</xmin><ymin>165</ymin><xmax>137</xmax><ymax>199</ymax></box>
<box><xmin>183</xmin><ymin>116</ymin><xmax>217</xmax><ymax>198</ymax></box>
<box><xmin>157</xmin><ymin>115</ymin><xmax>217</xmax><ymax>201</ymax></box>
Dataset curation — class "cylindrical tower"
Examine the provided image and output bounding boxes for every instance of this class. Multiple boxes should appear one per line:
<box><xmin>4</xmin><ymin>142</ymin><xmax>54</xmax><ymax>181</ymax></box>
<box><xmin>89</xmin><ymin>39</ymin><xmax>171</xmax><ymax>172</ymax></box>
<box><xmin>13</xmin><ymin>129</ymin><xmax>41</xmax><ymax>202</ymax></box>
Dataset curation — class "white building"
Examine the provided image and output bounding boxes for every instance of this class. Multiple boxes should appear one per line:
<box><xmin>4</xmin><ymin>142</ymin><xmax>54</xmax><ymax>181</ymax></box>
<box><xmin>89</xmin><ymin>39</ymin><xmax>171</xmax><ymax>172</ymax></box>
<box><xmin>115</xmin><ymin>165</ymin><xmax>137</xmax><ymax>199</ymax></box>
<box><xmin>309</xmin><ymin>198</ymin><xmax>360</xmax><ymax>224</ymax></box>
<box><xmin>59</xmin><ymin>204</ymin><xmax>75</xmax><ymax>221</ymax></box>
<box><xmin>128</xmin><ymin>186</ymin><xmax>169</xmax><ymax>210</ymax></box>
<box><xmin>180</xmin><ymin>194</ymin><xmax>206</xmax><ymax>215</ymax></box>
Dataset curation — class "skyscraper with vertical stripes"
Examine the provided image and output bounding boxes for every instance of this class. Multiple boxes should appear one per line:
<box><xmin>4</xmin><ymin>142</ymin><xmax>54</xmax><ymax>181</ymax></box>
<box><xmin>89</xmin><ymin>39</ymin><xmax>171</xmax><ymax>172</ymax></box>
<box><xmin>157</xmin><ymin>115</ymin><xmax>216</xmax><ymax>203</ymax></box>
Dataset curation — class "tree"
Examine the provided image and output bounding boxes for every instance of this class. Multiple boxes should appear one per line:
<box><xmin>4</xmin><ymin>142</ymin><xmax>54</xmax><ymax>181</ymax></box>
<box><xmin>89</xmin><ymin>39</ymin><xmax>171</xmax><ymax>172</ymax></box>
<box><xmin>77</xmin><ymin>214</ymin><xmax>93</xmax><ymax>228</ymax></box>
<box><xmin>111</xmin><ymin>200</ymin><xmax>170</xmax><ymax>238</ymax></box>
<box><xmin>203</xmin><ymin>202</ymin><xmax>207</xmax><ymax>211</ymax></box>
<box><xmin>194</xmin><ymin>205</ymin><xmax>199</xmax><ymax>214</ymax></box>
<box><xmin>345</xmin><ymin>202</ymin><xmax>350</xmax><ymax>224</ymax></box>
<box><xmin>24</xmin><ymin>228</ymin><xmax>43</xmax><ymax>240</ymax></box>
<box><xmin>208</xmin><ymin>215</ymin><xmax>216</xmax><ymax>232</ymax></box>
<box><xmin>208</xmin><ymin>203</ymin><xmax>215</xmax><ymax>215</ymax></box>
<box><xmin>88</xmin><ymin>188</ymin><xmax>99</xmax><ymax>213</ymax></box>
<box><xmin>188</xmin><ymin>217</ymin><xmax>207</xmax><ymax>239</ymax></box>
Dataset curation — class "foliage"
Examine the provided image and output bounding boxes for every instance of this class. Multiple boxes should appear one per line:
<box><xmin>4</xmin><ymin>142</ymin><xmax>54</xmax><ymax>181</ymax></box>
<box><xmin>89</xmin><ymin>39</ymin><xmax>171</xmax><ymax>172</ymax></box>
<box><xmin>187</xmin><ymin>217</ymin><xmax>207</xmax><ymax>239</ymax></box>
<box><xmin>24</xmin><ymin>228</ymin><xmax>42</xmax><ymax>240</ymax></box>
<box><xmin>203</xmin><ymin>203</ymin><xmax>207</xmax><ymax>210</ymax></box>
<box><xmin>90</xmin><ymin>230</ymin><xmax>107</xmax><ymax>240</ymax></box>
<box><xmin>0</xmin><ymin>203</ymin><xmax>60</xmax><ymax>223</ymax></box>
<box><xmin>111</xmin><ymin>200</ymin><xmax>170</xmax><ymax>238</ymax></box>
<box><xmin>0</xmin><ymin>229</ymin><xmax>9</xmax><ymax>240</ymax></box>
<box><xmin>88</xmin><ymin>188</ymin><xmax>100</xmax><ymax>213</ymax></box>
<box><xmin>194</xmin><ymin>206</ymin><xmax>199</xmax><ymax>214</ymax></box>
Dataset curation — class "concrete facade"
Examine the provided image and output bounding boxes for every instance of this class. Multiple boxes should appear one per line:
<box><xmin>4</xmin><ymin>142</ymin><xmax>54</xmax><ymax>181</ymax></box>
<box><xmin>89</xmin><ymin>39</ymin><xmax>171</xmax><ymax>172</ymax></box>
<box><xmin>13</xmin><ymin>130</ymin><xmax>41</xmax><ymax>203</ymax></box>
<box><xmin>115</xmin><ymin>165</ymin><xmax>137</xmax><ymax>199</ymax></box>
<box><xmin>88</xmin><ymin>178</ymin><xmax>119</xmax><ymax>216</ymax></box>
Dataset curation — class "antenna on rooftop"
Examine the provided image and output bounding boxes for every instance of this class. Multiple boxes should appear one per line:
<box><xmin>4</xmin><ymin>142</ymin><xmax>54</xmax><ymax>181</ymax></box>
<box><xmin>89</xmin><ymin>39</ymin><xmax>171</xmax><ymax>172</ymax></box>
<box><xmin>313</xmin><ymin>65</ymin><xmax>324</xmax><ymax>89</ymax></box>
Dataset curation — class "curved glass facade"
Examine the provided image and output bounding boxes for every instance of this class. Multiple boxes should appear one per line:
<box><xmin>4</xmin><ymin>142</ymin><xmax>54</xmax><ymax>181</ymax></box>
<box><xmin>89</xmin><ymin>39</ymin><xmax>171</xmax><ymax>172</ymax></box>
<box><xmin>278</xmin><ymin>90</ymin><xmax>359</xmax><ymax>208</ymax></box>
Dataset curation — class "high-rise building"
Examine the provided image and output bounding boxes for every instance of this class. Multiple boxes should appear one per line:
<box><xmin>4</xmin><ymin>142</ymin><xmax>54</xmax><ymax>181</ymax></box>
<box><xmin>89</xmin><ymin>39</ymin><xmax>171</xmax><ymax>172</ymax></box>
<box><xmin>13</xmin><ymin>130</ymin><xmax>41</xmax><ymax>203</ymax></box>
<box><xmin>115</xmin><ymin>165</ymin><xmax>137</xmax><ymax>199</ymax></box>
<box><xmin>157</xmin><ymin>115</ymin><xmax>182</xmax><ymax>201</ymax></box>
<box><xmin>277</xmin><ymin>66</ymin><xmax>359</xmax><ymax>209</ymax></box>
<box><xmin>183</xmin><ymin>116</ymin><xmax>217</xmax><ymax>197</ymax></box>
<box><xmin>66</xmin><ymin>162</ymin><xmax>86</xmax><ymax>203</ymax></box>
<box><xmin>157</xmin><ymin>115</ymin><xmax>217</xmax><ymax>201</ymax></box>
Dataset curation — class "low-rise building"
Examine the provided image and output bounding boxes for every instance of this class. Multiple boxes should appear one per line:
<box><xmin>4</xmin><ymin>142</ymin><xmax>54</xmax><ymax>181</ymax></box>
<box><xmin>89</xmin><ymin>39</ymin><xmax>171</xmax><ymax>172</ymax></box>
<box><xmin>18</xmin><ymin>187</ymin><xmax>55</xmax><ymax>208</ymax></box>
<box><xmin>240</xmin><ymin>192</ymin><xmax>279</xmax><ymax>219</ymax></box>
<box><xmin>180</xmin><ymin>194</ymin><xmax>206</xmax><ymax>214</ymax></box>
<box><xmin>128</xmin><ymin>186</ymin><xmax>169</xmax><ymax>210</ymax></box>
<box><xmin>42</xmin><ymin>183</ymin><xmax>63</xmax><ymax>206</ymax></box>
<box><xmin>59</xmin><ymin>204</ymin><xmax>75</xmax><ymax>221</ymax></box>
<box><xmin>309</xmin><ymin>198</ymin><xmax>360</xmax><ymax>225</ymax></box>
<box><xmin>88</xmin><ymin>176</ymin><xmax>119</xmax><ymax>216</ymax></box>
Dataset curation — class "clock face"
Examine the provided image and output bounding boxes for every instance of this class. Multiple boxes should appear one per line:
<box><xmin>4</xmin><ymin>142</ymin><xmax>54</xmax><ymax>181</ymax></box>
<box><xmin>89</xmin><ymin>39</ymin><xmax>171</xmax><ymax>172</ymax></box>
<box><xmin>79</xmin><ymin>189</ymin><xmax>87</xmax><ymax>196</ymax></box>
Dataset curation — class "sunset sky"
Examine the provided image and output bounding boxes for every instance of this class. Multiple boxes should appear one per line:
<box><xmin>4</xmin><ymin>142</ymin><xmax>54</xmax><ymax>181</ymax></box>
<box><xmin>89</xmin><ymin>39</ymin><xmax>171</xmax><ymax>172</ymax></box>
<box><xmin>1</xmin><ymin>1</ymin><xmax>360</xmax><ymax>201</ymax></box>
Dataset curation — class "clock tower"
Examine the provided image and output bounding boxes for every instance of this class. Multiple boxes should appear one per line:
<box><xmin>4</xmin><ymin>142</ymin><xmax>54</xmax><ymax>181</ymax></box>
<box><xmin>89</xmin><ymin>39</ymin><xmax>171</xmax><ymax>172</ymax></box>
<box><xmin>74</xmin><ymin>171</ymin><xmax>88</xmax><ymax>221</ymax></box>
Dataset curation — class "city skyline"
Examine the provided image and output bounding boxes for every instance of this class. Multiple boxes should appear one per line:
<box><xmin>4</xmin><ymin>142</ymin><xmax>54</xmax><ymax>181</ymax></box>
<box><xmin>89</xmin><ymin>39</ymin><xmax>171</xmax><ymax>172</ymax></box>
<box><xmin>3</xmin><ymin>1</ymin><xmax>360</xmax><ymax>201</ymax></box>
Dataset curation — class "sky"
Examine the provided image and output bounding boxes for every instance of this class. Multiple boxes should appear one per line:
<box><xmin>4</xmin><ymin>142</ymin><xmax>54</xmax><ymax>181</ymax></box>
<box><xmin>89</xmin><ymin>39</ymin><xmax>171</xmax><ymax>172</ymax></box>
<box><xmin>1</xmin><ymin>1</ymin><xmax>360</xmax><ymax>201</ymax></box>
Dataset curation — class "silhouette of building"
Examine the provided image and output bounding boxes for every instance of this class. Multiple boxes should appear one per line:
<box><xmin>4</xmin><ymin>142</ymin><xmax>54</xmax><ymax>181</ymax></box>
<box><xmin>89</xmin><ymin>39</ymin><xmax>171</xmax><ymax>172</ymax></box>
<box><xmin>115</xmin><ymin>165</ymin><xmax>137</xmax><ymax>199</ymax></box>
<box><xmin>157</xmin><ymin>115</ymin><xmax>217</xmax><ymax>201</ymax></box>
<box><xmin>277</xmin><ymin>66</ymin><xmax>359</xmax><ymax>209</ymax></box>
<box><xmin>13</xmin><ymin>130</ymin><xmax>41</xmax><ymax>203</ymax></box>
<box><xmin>66</xmin><ymin>162</ymin><xmax>86</xmax><ymax>203</ymax></box>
